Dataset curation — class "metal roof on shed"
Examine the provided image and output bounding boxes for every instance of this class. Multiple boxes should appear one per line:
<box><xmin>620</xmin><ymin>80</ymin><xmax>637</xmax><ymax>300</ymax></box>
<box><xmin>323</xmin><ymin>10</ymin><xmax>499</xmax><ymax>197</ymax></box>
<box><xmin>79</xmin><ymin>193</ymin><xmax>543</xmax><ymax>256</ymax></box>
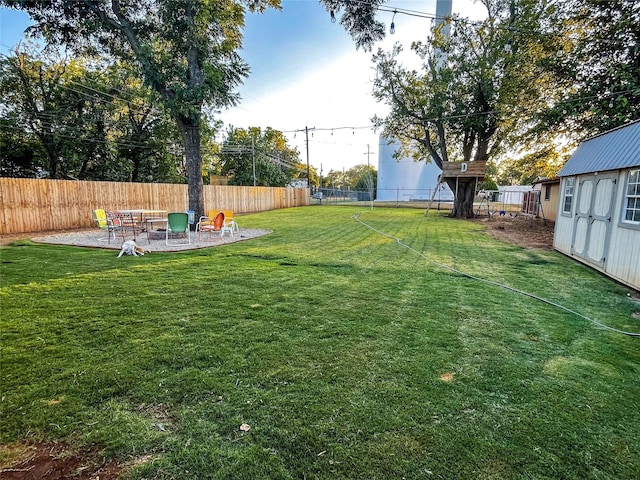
<box><xmin>557</xmin><ymin>120</ymin><xmax>640</xmax><ymax>177</ymax></box>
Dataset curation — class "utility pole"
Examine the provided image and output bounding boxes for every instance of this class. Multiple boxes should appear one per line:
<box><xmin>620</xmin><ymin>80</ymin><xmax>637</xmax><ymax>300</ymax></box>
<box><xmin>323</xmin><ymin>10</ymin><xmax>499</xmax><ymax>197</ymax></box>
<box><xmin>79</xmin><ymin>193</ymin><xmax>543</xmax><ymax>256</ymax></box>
<box><xmin>319</xmin><ymin>163</ymin><xmax>323</xmax><ymax>203</ymax></box>
<box><xmin>305</xmin><ymin>126</ymin><xmax>310</xmax><ymax>187</ymax></box>
<box><xmin>251</xmin><ymin>135</ymin><xmax>256</xmax><ymax>187</ymax></box>
<box><xmin>294</xmin><ymin>126</ymin><xmax>315</xmax><ymax>189</ymax></box>
<box><xmin>364</xmin><ymin>144</ymin><xmax>374</xmax><ymax>167</ymax></box>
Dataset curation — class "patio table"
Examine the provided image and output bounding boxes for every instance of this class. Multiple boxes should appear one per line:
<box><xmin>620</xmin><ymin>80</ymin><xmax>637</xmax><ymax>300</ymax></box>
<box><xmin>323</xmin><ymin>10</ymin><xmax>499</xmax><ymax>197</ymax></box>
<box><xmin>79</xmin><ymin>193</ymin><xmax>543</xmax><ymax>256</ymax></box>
<box><xmin>114</xmin><ymin>209</ymin><xmax>167</xmax><ymax>242</ymax></box>
<box><xmin>143</xmin><ymin>214</ymin><xmax>168</xmax><ymax>244</ymax></box>
<box><xmin>114</xmin><ymin>210</ymin><xmax>167</xmax><ymax>224</ymax></box>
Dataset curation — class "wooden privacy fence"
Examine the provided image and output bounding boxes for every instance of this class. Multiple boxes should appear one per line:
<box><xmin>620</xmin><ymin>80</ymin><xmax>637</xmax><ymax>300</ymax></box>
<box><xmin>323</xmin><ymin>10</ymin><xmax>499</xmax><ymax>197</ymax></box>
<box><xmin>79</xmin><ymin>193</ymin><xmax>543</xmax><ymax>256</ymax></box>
<box><xmin>0</xmin><ymin>178</ymin><xmax>310</xmax><ymax>235</ymax></box>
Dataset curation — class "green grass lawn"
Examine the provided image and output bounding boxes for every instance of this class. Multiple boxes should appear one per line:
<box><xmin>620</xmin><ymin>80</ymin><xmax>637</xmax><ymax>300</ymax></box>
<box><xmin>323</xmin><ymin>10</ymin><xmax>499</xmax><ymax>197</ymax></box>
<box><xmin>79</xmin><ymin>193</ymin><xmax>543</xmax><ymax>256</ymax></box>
<box><xmin>1</xmin><ymin>206</ymin><xmax>639</xmax><ymax>479</ymax></box>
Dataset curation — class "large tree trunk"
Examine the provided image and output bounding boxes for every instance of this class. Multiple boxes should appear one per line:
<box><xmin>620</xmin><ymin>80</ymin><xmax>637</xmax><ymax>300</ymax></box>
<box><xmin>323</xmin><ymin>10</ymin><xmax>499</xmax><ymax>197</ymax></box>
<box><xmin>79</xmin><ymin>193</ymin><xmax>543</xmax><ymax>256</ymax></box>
<box><xmin>445</xmin><ymin>177</ymin><xmax>476</xmax><ymax>218</ymax></box>
<box><xmin>38</xmin><ymin>134</ymin><xmax>60</xmax><ymax>179</ymax></box>
<box><xmin>176</xmin><ymin>115</ymin><xmax>204</xmax><ymax>219</ymax></box>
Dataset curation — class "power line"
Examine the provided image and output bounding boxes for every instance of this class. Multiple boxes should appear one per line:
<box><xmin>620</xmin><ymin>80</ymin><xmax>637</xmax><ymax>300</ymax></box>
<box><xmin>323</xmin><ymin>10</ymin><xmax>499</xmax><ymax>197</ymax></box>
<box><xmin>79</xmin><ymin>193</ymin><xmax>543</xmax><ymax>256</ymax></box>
<box><xmin>6</xmin><ymin>84</ymin><xmax>633</xmax><ymax>155</ymax></box>
<box><xmin>282</xmin><ymin>125</ymin><xmax>374</xmax><ymax>134</ymax></box>
<box><xmin>1</xmin><ymin>55</ymin><xmax>169</xmax><ymax>121</ymax></box>
<box><xmin>260</xmin><ymin>152</ymin><xmax>306</xmax><ymax>172</ymax></box>
<box><xmin>276</xmin><ymin>87</ymin><xmax>635</xmax><ymax>137</ymax></box>
<box><xmin>1</xmin><ymin>121</ymin><xmax>183</xmax><ymax>152</ymax></box>
<box><xmin>67</xmin><ymin>80</ymin><xmax>167</xmax><ymax>118</ymax></box>
<box><xmin>219</xmin><ymin>143</ymin><xmax>304</xmax><ymax>168</ymax></box>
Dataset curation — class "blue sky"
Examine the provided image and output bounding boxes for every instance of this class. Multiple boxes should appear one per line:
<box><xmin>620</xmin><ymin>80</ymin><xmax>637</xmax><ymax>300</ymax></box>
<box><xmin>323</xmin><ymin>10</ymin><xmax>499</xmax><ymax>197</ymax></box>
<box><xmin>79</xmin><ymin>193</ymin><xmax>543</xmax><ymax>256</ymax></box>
<box><xmin>0</xmin><ymin>1</ymin><xmax>486</xmax><ymax>174</ymax></box>
<box><xmin>0</xmin><ymin>8</ymin><xmax>31</xmax><ymax>52</ymax></box>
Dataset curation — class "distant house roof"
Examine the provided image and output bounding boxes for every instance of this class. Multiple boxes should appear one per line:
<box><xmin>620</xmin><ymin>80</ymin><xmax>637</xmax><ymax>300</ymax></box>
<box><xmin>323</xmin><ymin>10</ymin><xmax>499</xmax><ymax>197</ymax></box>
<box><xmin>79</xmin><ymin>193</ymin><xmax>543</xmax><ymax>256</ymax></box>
<box><xmin>558</xmin><ymin>120</ymin><xmax>640</xmax><ymax>177</ymax></box>
<box><xmin>532</xmin><ymin>177</ymin><xmax>560</xmax><ymax>185</ymax></box>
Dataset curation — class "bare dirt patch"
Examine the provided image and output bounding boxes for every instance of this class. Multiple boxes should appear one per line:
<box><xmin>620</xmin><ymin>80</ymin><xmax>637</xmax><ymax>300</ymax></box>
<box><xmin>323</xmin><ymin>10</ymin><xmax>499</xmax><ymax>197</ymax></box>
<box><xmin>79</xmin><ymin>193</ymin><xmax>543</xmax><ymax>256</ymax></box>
<box><xmin>475</xmin><ymin>214</ymin><xmax>555</xmax><ymax>250</ymax></box>
<box><xmin>0</xmin><ymin>442</ymin><xmax>121</xmax><ymax>480</ymax></box>
<box><xmin>439</xmin><ymin>373</ymin><xmax>454</xmax><ymax>382</ymax></box>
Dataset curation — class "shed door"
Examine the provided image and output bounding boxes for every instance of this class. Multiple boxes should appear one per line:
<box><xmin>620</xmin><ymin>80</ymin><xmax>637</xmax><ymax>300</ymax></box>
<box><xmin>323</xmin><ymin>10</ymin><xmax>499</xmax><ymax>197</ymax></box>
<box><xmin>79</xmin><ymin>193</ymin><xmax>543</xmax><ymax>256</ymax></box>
<box><xmin>571</xmin><ymin>174</ymin><xmax>617</xmax><ymax>267</ymax></box>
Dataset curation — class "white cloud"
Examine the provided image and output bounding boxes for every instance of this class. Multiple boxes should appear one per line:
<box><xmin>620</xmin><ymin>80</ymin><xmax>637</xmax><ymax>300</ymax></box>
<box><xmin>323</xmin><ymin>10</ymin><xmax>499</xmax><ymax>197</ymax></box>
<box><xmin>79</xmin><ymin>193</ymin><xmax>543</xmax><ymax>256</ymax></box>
<box><xmin>220</xmin><ymin>13</ymin><xmax>431</xmax><ymax>173</ymax></box>
<box><xmin>2</xmin><ymin>0</ymin><xmax>490</xmax><ymax>175</ymax></box>
<box><xmin>221</xmin><ymin>42</ymin><xmax>384</xmax><ymax>174</ymax></box>
<box><xmin>220</xmin><ymin>0</ymin><xmax>490</xmax><ymax>174</ymax></box>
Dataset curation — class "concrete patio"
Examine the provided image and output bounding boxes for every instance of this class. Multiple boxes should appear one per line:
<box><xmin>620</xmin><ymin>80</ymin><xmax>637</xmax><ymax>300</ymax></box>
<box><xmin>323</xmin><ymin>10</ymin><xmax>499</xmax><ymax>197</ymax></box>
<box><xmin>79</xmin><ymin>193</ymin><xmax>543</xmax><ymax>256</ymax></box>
<box><xmin>27</xmin><ymin>227</ymin><xmax>273</xmax><ymax>253</ymax></box>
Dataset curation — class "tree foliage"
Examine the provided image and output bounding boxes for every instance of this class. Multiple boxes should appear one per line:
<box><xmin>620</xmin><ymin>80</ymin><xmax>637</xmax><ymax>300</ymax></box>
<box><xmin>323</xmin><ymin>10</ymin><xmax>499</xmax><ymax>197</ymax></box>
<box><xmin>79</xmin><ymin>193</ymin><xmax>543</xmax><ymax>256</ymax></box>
<box><xmin>2</xmin><ymin>0</ymin><xmax>280</xmax><ymax>217</ymax></box>
<box><xmin>219</xmin><ymin>127</ymin><xmax>302</xmax><ymax>187</ymax></box>
<box><xmin>323</xmin><ymin>165</ymin><xmax>377</xmax><ymax>193</ymax></box>
<box><xmin>530</xmin><ymin>0</ymin><xmax>640</xmax><ymax>140</ymax></box>
<box><xmin>495</xmin><ymin>145</ymin><xmax>569</xmax><ymax>186</ymax></box>
<box><xmin>1</xmin><ymin>49</ymin><xmax>88</xmax><ymax>179</ymax></box>
<box><xmin>323</xmin><ymin>0</ymin><xmax>638</xmax><ymax>216</ymax></box>
<box><xmin>351</xmin><ymin>165</ymin><xmax>377</xmax><ymax>197</ymax></box>
<box><xmin>368</xmin><ymin>0</ymin><xmax>555</xmax><ymax>217</ymax></box>
<box><xmin>321</xmin><ymin>0</ymin><xmax>386</xmax><ymax>50</ymax></box>
<box><xmin>0</xmin><ymin>48</ymin><xmax>183</xmax><ymax>181</ymax></box>
<box><xmin>0</xmin><ymin>117</ymin><xmax>46</xmax><ymax>178</ymax></box>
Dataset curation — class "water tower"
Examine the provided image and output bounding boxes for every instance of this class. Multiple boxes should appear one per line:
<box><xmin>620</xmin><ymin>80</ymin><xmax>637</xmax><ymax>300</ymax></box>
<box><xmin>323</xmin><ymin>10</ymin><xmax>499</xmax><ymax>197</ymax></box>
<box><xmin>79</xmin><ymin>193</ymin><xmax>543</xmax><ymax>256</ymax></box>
<box><xmin>375</xmin><ymin>0</ymin><xmax>454</xmax><ymax>203</ymax></box>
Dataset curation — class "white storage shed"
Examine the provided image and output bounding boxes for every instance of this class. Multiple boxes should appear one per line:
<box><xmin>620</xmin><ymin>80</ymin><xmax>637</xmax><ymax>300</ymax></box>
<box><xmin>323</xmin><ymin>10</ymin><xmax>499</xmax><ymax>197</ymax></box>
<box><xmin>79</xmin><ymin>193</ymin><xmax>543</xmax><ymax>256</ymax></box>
<box><xmin>554</xmin><ymin>120</ymin><xmax>640</xmax><ymax>291</ymax></box>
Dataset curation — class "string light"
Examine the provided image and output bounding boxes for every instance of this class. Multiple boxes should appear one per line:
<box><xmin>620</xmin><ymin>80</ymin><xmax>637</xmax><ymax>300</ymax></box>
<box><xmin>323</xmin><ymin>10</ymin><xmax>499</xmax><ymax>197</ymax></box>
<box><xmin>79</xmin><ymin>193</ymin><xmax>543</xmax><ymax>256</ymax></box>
<box><xmin>251</xmin><ymin>86</ymin><xmax>634</xmax><ymax>142</ymax></box>
<box><xmin>348</xmin><ymin>0</ymin><xmax>633</xmax><ymax>47</ymax></box>
<box><xmin>330</xmin><ymin>10</ymin><xmax>336</xmax><ymax>24</ymax></box>
<box><xmin>390</xmin><ymin>10</ymin><xmax>397</xmax><ymax>35</ymax></box>
<box><xmin>281</xmin><ymin>125</ymin><xmax>373</xmax><ymax>134</ymax></box>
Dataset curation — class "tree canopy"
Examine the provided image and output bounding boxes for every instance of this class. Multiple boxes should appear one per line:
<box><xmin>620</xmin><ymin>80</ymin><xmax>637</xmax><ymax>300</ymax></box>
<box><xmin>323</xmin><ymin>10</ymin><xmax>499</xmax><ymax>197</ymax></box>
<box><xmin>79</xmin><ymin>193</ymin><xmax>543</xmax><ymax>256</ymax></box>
<box><xmin>322</xmin><ymin>0</ymin><xmax>639</xmax><ymax>217</ymax></box>
<box><xmin>1</xmin><ymin>48</ymin><xmax>183</xmax><ymax>181</ymax></box>
<box><xmin>219</xmin><ymin>127</ymin><xmax>304</xmax><ymax>187</ymax></box>
<box><xmin>2</xmin><ymin>0</ymin><xmax>280</xmax><ymax>217</ymax></box>
<box><xmin>530</xmin><ymin>0</ymin><xmax>640</xmax><ymax>139</ymax></box>
<box><xmin>368</xmin><ymin>0</ymin><xmax>555</xmax><ymax>216</ymax></box>
<box><xmin>323</xmin><ymin>164</ymin><xmax>377</xmax><ymax>192</ymax></box>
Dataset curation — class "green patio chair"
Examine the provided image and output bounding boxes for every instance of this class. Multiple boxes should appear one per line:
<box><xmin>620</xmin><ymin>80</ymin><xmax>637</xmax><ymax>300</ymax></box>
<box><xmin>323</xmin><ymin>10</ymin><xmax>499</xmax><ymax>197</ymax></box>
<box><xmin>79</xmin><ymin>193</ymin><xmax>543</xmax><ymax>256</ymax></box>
<box><xmin>165</xmin><ymin>212</ymin><xmax>191</xmax><ymax>246</ymax></box>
